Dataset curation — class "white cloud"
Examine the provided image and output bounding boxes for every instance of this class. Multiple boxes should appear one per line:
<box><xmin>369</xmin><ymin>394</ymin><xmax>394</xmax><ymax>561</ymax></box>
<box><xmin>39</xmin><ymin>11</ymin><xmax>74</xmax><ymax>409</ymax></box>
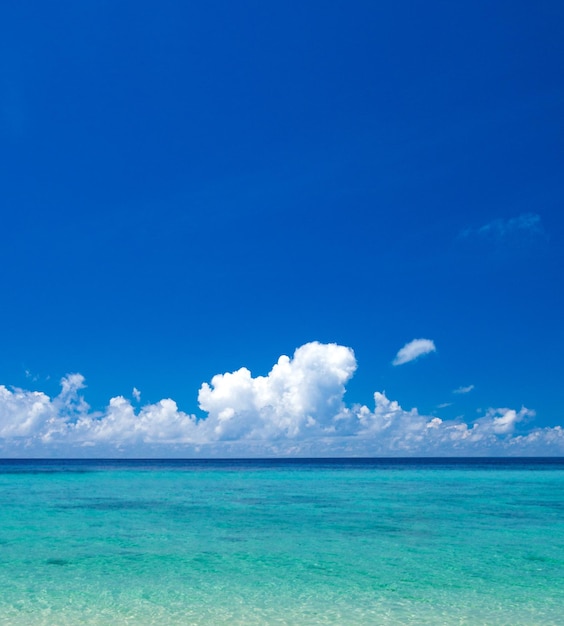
<box><xmin>474</xmin><ymin>407</ymin><xmax>532</xmax><ymax>435</ymax></box>
<box><xmin>392</xmin><ymin>339</ymin><xmax>436</xmax><ymax>366</ymax></box>
<box><xmin>132</xmin><ymin>387</ymin><xmax>141</xmax><ymax>402</ymax></box>
<box><xmin>461</xmin><ymin>213</ymin><xmax>545</xmax><ymax>240</ymax></box>
<box><xmin>0</xmin><ymin>385</ymin><xmax>53</xmax><ymax>438</ymax></box>
<box><xmin>0</xmin><ymin>342</ymin><xmax>562</xmax><ymax>457</ymax></box>
<box><xmin>478</xmin><ymin>213</ymin><xmax>543</xmax><ymax>237</ymax></box>
<box><xmin>453</xmin><ymin>384</ymin><xmax>474</xmax><ymax>394</ymax></box>
<box><xmin>197</xmin><ymin>342</ymin><xmax>356</xmax><ymax>441</ymax></box>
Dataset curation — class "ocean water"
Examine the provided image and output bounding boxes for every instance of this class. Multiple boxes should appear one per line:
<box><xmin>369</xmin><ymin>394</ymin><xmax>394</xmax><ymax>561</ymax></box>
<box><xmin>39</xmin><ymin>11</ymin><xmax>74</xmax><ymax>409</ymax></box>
<box><xmin>0</xmin><ymin>458</ymin><xmax>563</xmax><ymax>625</ymax></box>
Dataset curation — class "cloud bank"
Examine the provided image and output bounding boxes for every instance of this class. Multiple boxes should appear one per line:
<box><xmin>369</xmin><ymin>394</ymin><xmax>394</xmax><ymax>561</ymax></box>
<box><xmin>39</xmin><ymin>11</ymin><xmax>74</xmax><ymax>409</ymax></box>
<box><xmin>393</xmin><ymin>339</ymin><xmax>436</xmax><ymax>366</ymax></box>
<box><xmin>0</xmin><ymin>342</ymin><xmax>562</xmax><ymax>457</ymax></box>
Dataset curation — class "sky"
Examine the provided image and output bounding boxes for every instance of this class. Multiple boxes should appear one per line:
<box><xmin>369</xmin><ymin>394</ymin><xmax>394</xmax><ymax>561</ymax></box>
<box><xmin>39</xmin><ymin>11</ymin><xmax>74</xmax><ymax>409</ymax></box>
<box><xmin>1</xmin><ymin>1</ymin><xmax>563</xmax><ymax>457</ymax></box>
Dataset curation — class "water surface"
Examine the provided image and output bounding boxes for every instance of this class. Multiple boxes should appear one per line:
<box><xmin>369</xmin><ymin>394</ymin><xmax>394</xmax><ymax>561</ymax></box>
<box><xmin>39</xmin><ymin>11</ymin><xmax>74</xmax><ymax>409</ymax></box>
<box><xmin>0</xmin><ymin>458</ymin><xmax>562</xmax><ymax>624</ymax></box>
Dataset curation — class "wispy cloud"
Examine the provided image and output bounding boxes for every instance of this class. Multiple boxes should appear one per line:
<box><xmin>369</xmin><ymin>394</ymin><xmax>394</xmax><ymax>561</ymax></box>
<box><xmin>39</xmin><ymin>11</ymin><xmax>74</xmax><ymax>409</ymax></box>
<box><xmin>461</xmin><ymin>213</ymin><xmax>545</xmax><ymax>240</ymax></box>
<box><xmin>453</xmin><ymin>384</ymin><xmax>474</xmax><ymax>394</ymax></box>
<box><xmin>0</xmin><ymin>342</ymin><xmax>561</xmax><ymax>457</ymax></box>
<box><xmin>392</xmin><ymin>339</ymin><xmax>436</xmax><ymax>366</ymax></box>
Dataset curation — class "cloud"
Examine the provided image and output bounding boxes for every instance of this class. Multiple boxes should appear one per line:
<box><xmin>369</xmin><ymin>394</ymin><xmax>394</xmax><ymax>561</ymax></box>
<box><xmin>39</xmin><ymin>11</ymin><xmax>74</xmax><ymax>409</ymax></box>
<box><xmin>197</xmin><ymin>342</ymin><xmax>356</xmax><ymax>441</ymax></box>
<box><xmin>0</xmin><ymin>385</ymin><xmax>53</xmax><ymax>438</ymax></box>
<box><xmin>461</xmin><ymin>213</ymin><xmax>545</xmax><ymax>240</ymax></box>
<box><xmin>453</xmin><ymin>385</ymin><xmax>474</xmax><ymax>394</ymax></box>
<box><xmin>392</xmin><ymin>339</ymin><xmax>436</xmax><ymax>366</ymax></box>
<box><xmin>0</xmin><ymin>342</ymin><xmax>562</xmax><ymax>457</ymax></box>
<box><xmin>132</xmin><ymin>387</ymin><xmax>141</xmax><ymax>402</ymax></box>
<box><xmin>474</xmin><ymin>407</ymin><xmax>531</xmax><ymax>435</ymax></box>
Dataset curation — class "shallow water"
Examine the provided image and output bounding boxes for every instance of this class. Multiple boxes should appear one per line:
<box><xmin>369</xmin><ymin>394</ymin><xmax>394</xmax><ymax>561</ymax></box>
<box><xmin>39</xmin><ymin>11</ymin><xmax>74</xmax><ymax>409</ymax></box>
<box><xmin>0</xmin><ymin>458</ymin><xmax>563</xmax><ymax>625</ymax></box>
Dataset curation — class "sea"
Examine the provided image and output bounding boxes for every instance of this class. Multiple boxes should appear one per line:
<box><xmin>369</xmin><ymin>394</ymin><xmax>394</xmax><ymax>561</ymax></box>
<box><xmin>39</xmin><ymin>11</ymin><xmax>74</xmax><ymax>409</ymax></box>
<box><xmin>0</xmin><ymin>458</ymin><xmax>563</xmax><ymax>625</ymax></box>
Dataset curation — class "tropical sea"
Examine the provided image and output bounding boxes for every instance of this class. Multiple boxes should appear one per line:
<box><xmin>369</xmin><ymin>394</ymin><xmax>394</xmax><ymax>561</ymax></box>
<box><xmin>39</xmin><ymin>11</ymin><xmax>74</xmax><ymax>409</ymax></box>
<box><xmin>0</xmin><ymin>458</ymin><xmax>563</xmax><ymax>625</ymax></box>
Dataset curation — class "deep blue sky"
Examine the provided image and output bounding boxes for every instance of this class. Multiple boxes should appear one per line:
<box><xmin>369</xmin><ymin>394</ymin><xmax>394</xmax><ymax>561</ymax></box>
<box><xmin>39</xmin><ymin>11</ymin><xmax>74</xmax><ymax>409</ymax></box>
<box><xmin>1</xmin><ymin>1</ymin><xmax>563</xmax><ymax>436</ymax></box>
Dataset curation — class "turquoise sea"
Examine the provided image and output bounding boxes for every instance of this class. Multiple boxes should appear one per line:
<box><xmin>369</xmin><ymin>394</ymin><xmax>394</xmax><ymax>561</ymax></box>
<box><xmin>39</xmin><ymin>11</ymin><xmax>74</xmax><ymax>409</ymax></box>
<box><xmin>0</xmin><ymin>458</ymin><xmax>563</xmax><ymax>625</ymax></box>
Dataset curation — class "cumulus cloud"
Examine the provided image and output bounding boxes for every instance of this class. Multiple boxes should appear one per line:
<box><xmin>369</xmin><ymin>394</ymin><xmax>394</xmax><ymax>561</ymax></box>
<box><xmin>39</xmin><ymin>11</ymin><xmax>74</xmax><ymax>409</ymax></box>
<box><xmin>453</xmin><ymin>385</ymin><xmax>474</xmax><ymax>394</ymax></box>
<box><xmin>392</xmin><ymin>339</ymin><xmax>436</xmax><ymax>366</ymax></box>
<box><xmin>198</xmin><ymin>342</ymin><xmax>356</xmax><ymax>441</ymax></box>
<box><xmin>0</xmin><ymin>342</ymin><xmax>562</xmax><ymax>457</ymax></box>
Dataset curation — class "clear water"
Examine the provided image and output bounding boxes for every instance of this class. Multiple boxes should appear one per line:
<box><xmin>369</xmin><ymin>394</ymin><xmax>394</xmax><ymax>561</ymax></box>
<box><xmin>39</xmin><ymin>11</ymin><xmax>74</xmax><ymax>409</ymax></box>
<box><xmin>0</xmin><ymin>458</ymin><xmax>563</xmax><ymax>625</ymax></box>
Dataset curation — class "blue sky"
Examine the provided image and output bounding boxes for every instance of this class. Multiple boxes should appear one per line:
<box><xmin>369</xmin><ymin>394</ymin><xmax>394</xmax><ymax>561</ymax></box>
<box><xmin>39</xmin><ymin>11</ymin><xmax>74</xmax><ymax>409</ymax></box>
<box><xmin>1</xmin><ymin>1</ymin><xmax>563</xmax><ymax>456</ymax></box>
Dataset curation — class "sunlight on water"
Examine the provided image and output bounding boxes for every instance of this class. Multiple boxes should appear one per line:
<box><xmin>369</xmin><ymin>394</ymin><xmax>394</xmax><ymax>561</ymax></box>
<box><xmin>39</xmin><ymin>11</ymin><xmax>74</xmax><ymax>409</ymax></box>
<box><xmin>0</xmin><ymin>459</ymin><xmax>563</xmax><ymax>625</ymax></box>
